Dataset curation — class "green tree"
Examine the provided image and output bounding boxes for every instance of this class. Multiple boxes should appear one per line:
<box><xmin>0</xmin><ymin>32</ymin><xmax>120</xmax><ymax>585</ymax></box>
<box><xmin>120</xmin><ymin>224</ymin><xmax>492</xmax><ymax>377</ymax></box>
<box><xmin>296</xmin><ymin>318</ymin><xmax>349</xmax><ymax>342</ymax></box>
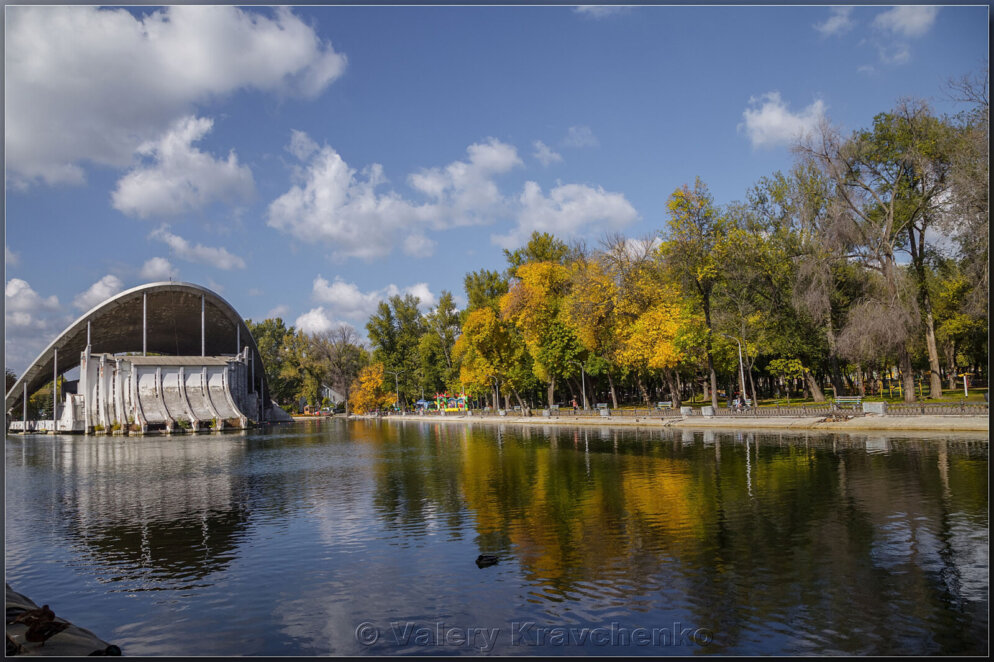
<box><xmin>659</xmin><ymin>178</ymin><xmax>736</xmax><ymax>408</ymax></box>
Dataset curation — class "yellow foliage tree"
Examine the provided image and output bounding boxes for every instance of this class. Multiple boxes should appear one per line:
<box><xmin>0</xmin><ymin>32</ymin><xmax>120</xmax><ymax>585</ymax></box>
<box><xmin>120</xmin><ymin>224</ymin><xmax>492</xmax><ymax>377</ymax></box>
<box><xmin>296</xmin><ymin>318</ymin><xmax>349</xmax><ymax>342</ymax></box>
<box><xmin>349</xmin><ymin>363</ymin><xmax>396</xmax><ymax>414</ymax></box>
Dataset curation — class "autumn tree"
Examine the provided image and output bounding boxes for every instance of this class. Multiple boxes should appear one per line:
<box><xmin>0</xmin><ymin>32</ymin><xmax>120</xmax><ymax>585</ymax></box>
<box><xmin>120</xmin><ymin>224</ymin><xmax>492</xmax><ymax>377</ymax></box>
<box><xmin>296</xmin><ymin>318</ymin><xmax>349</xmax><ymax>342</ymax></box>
<box><xmin>349</xmin><ymin>363</ymin><xmax>395</xmax><ymax>414</ymax></box>
<box><xmin>659</xmin><ymin>178</ymin><xmax>735</xmax><ymax>408</ymax></box>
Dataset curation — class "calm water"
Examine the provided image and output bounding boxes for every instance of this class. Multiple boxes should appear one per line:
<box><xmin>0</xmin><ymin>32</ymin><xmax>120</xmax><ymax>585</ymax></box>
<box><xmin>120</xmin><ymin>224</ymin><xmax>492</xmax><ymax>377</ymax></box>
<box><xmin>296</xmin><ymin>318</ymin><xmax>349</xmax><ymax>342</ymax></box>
<box><xmin>4</xmin><ymin>420</ymin><xmax>988</xmax><ymax>655</ymax></box>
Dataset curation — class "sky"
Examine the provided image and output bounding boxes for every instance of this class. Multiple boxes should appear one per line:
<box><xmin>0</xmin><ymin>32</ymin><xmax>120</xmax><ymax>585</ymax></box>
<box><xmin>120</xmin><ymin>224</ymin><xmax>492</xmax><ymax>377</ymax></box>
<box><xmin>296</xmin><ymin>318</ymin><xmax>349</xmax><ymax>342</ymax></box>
<box><xmin>3</xmin><ymin>3</ymin><xmax>989</xmax><ymax>376</ymax></box>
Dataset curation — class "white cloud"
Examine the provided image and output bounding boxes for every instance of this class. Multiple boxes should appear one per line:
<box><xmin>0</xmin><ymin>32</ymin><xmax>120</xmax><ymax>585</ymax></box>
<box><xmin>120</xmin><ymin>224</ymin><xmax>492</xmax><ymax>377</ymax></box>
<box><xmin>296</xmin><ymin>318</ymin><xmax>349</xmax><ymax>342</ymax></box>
<box><xmin>111</xmin><ymin>116</ymin><xmax>255</xmax><ymax>219</ymax></box>
<box><xmin>533</xmin><ymin>140</ymin><xmax>564</xmax><ymax>167</ymax></box>
<box><xmin>140</xmin><ymin>257</ymin><xmax>178</xmax><ymax>281</ymax></box>
<box><xmin>5</xmin><ymin>279</ymin><xmax>68</xmax><ymax>375</ymax></box>
<box><xmin>873</xmin><ymin>6</ymin><xmax>939</xmax><ymax>38</ymax></box>
<box><xmin>73</xmin><ymin>275</ymin><xmax>125</xmax><ymax>311</ymax></box>
<box><xmin>287</xmin><ymin>130</ymin><xmax>319</xmax><ymax>162</ymax></box>
<box><xmin>5</xmin><ymin>5</ymin><xmax>346</xmax><ymax>187</ymax></box>
<box><xmin>563</xmin><ymin>125</ymin><xmax>599</xmax><ymax>148</ymax></box>
<box><xmin>5</xmin><ymin>246</ymin><xmax>20</xmax><ymax>267</ymax></box>
<box><xmin>739</xmin><ymin>92</ymin><xmax>827</xmax><ymax>148</ymax></box>
<box><xmin>814</xmin><ymin>7</ymin><xmax>854</xmax><ymax>37</ymax></box>
<box><xmin>574</xmin><ymin>6</ymin><xmax>631</xmax><ymax>19</ymax></box>
<box><xmin>268</xmin><ymin>135</ymin><xmax>521</xmax><ymax>260</ymax></box>
<box><xmin>248</xmin><ymin>288</ymin><xmax>264</xmax><ymax>297</ymax></box>
<box><xmin>491</xmin><ymin>181</ymin><xmax>639</xmax><ymax>249</ymax></box>
<box><xmin>267</xmin><ymin>304</ymin><xmax>290</xmax><ymax>319</ymax></box>
<box><xmin>295</xmin><ymin>307</ymin><xmax>337</xmax><ymax>335</ymax></box>
<box><xmin>150</xmin><ymin>226</ymin><xmax>246</xmax><ymax>270</ymax></box>
<box><xmin>311</xmin><ymin>276</ymin><xmax>438</xmax><ymax>321</ymax></box>
<box><xmin>402</xmin><ymin>234</ymin><xmax>437</xmax><ymax>258</ymax></box>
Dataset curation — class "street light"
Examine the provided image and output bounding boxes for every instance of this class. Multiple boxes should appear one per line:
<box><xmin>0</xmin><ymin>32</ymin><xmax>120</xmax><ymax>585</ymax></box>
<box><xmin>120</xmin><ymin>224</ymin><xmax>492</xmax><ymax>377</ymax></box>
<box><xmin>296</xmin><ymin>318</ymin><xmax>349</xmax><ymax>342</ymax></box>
<box><xmin>719</xmin><ymin>333</ymin><xmax>748</xmax><ymax>405</ymax></box>
<box><xmin>385</xmin><ymin>369</ymin><xmax>404</xmax><ymax>411</ymax></box>
<box><xmin>571</xmin><ymin>359</ymin><xmax>588</xmax><ymax>410</ymax></box>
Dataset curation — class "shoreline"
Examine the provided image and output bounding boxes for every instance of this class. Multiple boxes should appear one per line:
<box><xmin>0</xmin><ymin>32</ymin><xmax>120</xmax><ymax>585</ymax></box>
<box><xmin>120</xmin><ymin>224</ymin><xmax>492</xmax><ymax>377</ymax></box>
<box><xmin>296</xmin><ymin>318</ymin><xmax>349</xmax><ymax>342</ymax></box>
<box><xmin>322</xmin><ymin>413</ymin><xmax>990</xmax><ymax>434</ymax></box>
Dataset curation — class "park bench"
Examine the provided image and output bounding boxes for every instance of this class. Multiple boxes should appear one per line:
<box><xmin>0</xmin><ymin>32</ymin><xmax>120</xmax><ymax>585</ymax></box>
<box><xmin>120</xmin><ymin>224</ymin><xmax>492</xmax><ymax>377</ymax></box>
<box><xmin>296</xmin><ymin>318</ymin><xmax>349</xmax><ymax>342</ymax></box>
<box><xmin>833</xmin><ymin>396</ymin><xmax>862</xmax><ymax>409</ymax></box>
<box><xmin>656</xmin><ymin>401</ymin><xmax>672</xmax><ymax>409</ymax></box>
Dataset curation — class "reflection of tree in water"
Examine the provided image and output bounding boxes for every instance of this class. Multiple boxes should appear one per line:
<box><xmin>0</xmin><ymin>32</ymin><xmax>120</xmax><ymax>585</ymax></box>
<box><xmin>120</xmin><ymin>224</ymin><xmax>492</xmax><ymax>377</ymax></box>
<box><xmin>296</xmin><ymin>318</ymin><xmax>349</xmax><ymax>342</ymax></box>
<box><xmin>367</xmin><ymin>424</ymin><xmax>988</xmax><ymax>654</ymax></box>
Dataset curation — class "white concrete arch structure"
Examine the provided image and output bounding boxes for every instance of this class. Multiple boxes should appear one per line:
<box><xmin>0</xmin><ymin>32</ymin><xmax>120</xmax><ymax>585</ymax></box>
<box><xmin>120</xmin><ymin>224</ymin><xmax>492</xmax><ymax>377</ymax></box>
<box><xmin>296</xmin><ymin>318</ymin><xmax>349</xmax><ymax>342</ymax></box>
<box><xmin>5</xmin><ymin>282</ymin><xmax>289</xmax><ymax>430</ymax></box>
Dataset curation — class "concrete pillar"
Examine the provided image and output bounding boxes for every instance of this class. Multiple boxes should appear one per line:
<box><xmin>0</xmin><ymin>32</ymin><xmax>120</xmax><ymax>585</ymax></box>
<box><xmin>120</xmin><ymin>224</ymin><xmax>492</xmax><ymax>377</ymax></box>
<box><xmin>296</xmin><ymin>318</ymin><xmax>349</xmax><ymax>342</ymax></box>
<box><xmin>87</xmin><ymin>320</ymin><xmax>91</xmax><ymax>348</ymax></box>
<box><xmin>201</xmin><ymin>294</ymin><xmax>205</xmax><ymax>357</ymax></box>
<box><xmin>22</xmin><ymin>383</ymin><xmax>27</xmax><ymax>433</ymax></box>
<box><xmin>143</xmin><ymin>293</ymin><xmax>147</xmax><ymax>356</ymax></box>
<box><xmin>236</xmin><ymin>326</ymin><xmax>240</xmax><ymax>356</ymax></box>
<box><xmin>53</xmin><ymin>348</ymin><xmax>58</xmax><ymax>432</ymax></box>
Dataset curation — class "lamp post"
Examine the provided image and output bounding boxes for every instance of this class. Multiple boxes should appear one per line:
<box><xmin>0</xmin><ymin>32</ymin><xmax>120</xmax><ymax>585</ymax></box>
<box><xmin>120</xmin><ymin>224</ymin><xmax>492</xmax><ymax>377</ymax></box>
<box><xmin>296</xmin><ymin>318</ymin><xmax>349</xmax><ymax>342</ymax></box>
<box><xmin>571</xmin><ymin>359</ymin><xmax>588</xmax><ymax>410</ymax></box>
<box><xmin>385</xmin><ymin>369</ymin><xmax>404</xmax><ymax>411</ymax></box>
<box><xmin>720</xmin><ymin>333</ymin><xmax>748</xmax><ymax>405</ymax></box>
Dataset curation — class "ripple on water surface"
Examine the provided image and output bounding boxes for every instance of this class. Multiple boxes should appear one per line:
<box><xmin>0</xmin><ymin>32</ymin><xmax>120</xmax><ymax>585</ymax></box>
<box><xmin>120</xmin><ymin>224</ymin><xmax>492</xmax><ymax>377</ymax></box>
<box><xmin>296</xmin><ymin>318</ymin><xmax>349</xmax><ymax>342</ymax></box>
<box><xmin>4</xmin><ymin>426</ymin><xmax>988</xmax><ymax>656</ymax></box>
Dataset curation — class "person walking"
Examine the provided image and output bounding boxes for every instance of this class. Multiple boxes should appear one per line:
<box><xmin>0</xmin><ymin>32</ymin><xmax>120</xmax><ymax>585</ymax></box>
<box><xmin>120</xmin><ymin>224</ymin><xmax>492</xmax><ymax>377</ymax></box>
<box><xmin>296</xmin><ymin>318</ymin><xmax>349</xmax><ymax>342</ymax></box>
<box><xmin>572</xmin><ymin>397</ymin><xmax>578</xmax><ymax>413</ymax></box>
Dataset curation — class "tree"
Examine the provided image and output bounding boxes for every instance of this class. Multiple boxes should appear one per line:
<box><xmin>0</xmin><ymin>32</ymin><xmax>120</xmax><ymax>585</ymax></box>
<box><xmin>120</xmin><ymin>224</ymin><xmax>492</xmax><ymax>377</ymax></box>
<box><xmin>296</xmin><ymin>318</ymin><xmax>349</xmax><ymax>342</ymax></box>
<box><xmin>659</xmin><ymin>178</ymin><xmax>735</xmax><ymax>408</ymax></box>
<box><xmin>795</xmin><ymin>111</ymin><xmax>937</xmax><ymax>402</ymax></box>
<box><xmin>245</xmin><ymin>318</ymin><xmax>300</xmax><ymax>407</ymax></box>
<box><xmin>367</xmin><ymin>294</ymin><xmax>425</xmax><ymax>407</ymax></box>
<box><xmin>349</xmin><ymin>363</ymin><xmax>395</xmax><ymax>414</ymax></box>
<box><xmin>308</xmin><ymin>325</ymin><xmax>367</xmax><ymax>415</ymax></box>
<box><xmin>6</xmin><ymin>369</ymin><xmax>17</xmax><ymax>395</ymax></box>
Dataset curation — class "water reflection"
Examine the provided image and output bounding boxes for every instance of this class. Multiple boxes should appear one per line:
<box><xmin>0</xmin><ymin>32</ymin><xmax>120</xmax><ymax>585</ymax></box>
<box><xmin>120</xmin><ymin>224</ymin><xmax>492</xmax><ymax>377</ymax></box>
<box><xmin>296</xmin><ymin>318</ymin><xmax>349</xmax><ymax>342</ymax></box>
<box><xmin>4</xmin><ymin>423</ymin><xmax>987</xmax><ymax>656</ymax></box>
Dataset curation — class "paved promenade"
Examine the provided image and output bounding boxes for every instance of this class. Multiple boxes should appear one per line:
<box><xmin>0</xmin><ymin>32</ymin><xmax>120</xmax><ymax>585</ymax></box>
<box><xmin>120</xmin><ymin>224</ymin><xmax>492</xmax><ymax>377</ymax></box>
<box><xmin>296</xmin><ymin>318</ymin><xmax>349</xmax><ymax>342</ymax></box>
<box><xmin>355</xmin><ymin>412</ymin><xmax>989</xmax><ymax>434</ymax></box>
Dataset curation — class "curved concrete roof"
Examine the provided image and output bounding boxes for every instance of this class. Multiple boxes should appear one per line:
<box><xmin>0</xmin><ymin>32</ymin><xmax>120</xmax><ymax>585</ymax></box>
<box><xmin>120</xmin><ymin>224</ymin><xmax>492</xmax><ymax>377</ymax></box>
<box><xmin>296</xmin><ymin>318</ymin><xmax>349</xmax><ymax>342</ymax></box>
<box><xmin>5</xmin><ymin>282</ymin><xmax>268</xmax><ymax>414</ymax></box>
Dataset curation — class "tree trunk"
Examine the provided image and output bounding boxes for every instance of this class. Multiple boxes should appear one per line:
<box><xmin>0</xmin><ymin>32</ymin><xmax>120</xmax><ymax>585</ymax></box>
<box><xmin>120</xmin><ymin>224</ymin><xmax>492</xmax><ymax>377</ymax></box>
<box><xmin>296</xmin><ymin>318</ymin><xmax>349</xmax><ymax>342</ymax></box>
<box><xmin>747</xmin><ymin>368</ymin><xmax>758</xmax><ymax>405</ymax></box>
<box><xmin>945</xmin><ymin>342</ymin><xmax>957</xmax><ymax>390</ymax></box>
<box><xmin>701</xmin><ymin>376</ymin><xmax>709</xmax><ymax>403</ymax></box>
<box><xmin>899</xmin><ymin>345</ymin><xmax>916</xmax><ymax>403</ymax></box>
<box><xmin>923</xmin><ymin>309</ymin><xmax>943</xmax><ymax>398</ymax></box>
<box><xmin>547</xmin><ymin>378</ymin><xmax>555</xmax><ymax>407</ymax></box>
<box><xmin>666</xmin><ymin>370</ymin><xmax>681</xmax><ymax>408</ymax></box>
<box><xmin>804</xmin><ymin>370</ymin><xmax>826</xmax><ymax>402</ymax></box>
<box><xmin>635</xmin><ymin>374</ymin><xmax>651</xmax><ymax>407</ymax></box>
<box><xmin>607</xmin><ymin>373</ymin><xmax>618</xmax><ymax>409</ymax></box>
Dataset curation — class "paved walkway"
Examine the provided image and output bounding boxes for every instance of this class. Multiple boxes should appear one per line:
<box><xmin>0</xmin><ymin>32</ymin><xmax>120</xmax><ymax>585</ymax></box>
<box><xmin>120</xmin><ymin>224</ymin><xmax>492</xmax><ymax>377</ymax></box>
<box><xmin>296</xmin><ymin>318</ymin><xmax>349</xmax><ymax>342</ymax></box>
<box><xmin>358</xmin><ymin>412</ymin><xmax>989</xmax><ymax>434</ymax></box>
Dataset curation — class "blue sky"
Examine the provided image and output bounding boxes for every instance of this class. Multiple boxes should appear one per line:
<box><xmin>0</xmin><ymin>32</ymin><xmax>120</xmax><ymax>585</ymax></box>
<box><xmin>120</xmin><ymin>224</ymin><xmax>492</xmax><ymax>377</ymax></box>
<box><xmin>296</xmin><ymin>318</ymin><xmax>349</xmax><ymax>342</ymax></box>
<box><xmin>4</xmin><ymin>4</ymin><xmax>988</xmax><ymax>375</ymax></box>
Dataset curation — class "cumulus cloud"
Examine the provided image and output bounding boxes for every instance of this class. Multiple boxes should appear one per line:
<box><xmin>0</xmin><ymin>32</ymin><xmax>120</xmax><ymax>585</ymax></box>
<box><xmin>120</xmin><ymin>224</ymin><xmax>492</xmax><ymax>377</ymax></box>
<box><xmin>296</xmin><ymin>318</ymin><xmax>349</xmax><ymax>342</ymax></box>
<box><xmin>268</xmin><ymin>135</ymin><xmax>521</xmax><ymax>260</ymax></box>
<box><xmin>295</xmin><ymin>307</ymin><xmax>338</xmax><ymax>335</ymax></box>
<box><xmin>140</xmin><ymin>257</ymin><xmax>178</xmax><ymax>281</ymax></box>
<box><xmin>73</xmin><ymin>275</ymin><xmax>125</xmax><ymax>311</ymax></box>
<box><xmin>111</xmin><ymin>116</ymin><xmax>255</xmax><ymax>219</ymax></box>
<box><xmin>150</xmin><ymin>226</ymin><xmax>246</xmax><ymax>270</ymax></box>
<box><xmin>533</xmin><ymin>140</ymin><xmax>563</xmax><ymax>166</ymax></box>
<box><xmin>563</xmin><ymin>125</ymin><xmax>599</xmax><ymax>148</ymax></box>
<box><xmin>872</xmin><ymin>6</ymin><xmax>939</xmax><ymax>38</ymax></box>
<box><xmin>814</xmin><ymin>7</ymin><xmax>854</xmax><ymax>37</ymax></box>
<box><xmin>739</xmin><ymin>92</ymin><xmax>826</xmax><ymax>148</ymax></box>
<box><xmin>491</xmin><ymin>181</ymin><xmax>638</xmax><ymax>249</ymax></box>
<box><xmin>5</xmin><ymin>279</ymin><xmax>69</xmax><ymax>374</ymax></box>
<box><xmin>5</xmin><ymin>5</ymin><xmax>346</xmax><ymax>187</ymax></box>
<box><xmin>311</xmin><ymin>276</ymin><xmax>438</xmax><ymax>321</ymax></box>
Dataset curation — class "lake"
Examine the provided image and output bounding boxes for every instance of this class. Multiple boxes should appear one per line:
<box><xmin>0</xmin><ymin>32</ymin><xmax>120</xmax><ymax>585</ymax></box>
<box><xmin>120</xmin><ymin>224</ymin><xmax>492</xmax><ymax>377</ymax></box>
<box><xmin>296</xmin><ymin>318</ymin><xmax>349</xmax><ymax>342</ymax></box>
<box><xmin>4</xmin><ymin>420</ymin><xmax>988</xmax><ymax>655</ymax></box>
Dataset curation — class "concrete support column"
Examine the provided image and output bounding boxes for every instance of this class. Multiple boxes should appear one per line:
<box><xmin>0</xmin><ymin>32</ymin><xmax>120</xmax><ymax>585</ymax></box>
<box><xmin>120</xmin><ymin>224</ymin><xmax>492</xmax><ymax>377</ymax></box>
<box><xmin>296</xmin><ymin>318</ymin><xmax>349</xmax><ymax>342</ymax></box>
<box><xmin>53</xmin><ymin>348</ymin><xmax>58</xmax><ymax>432</ymax></box>
<box><xmin>143</xmin><ymin>293</ymin><xmax>147</xmax><ymax>356</ymax></box>
<box><xmin>201</xmin><ymin>295</ymin><xmax>205</xmax><ymax>357</ymax></box>
<box><xmin>236</xmin><ymin>326</ymin><xmax>240</xmax><ymax>356</ymax></box>
<box><xmin>23</xmin><ymin>383</ymin><xmax>27</xmax><ymax>433</ymax></box>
